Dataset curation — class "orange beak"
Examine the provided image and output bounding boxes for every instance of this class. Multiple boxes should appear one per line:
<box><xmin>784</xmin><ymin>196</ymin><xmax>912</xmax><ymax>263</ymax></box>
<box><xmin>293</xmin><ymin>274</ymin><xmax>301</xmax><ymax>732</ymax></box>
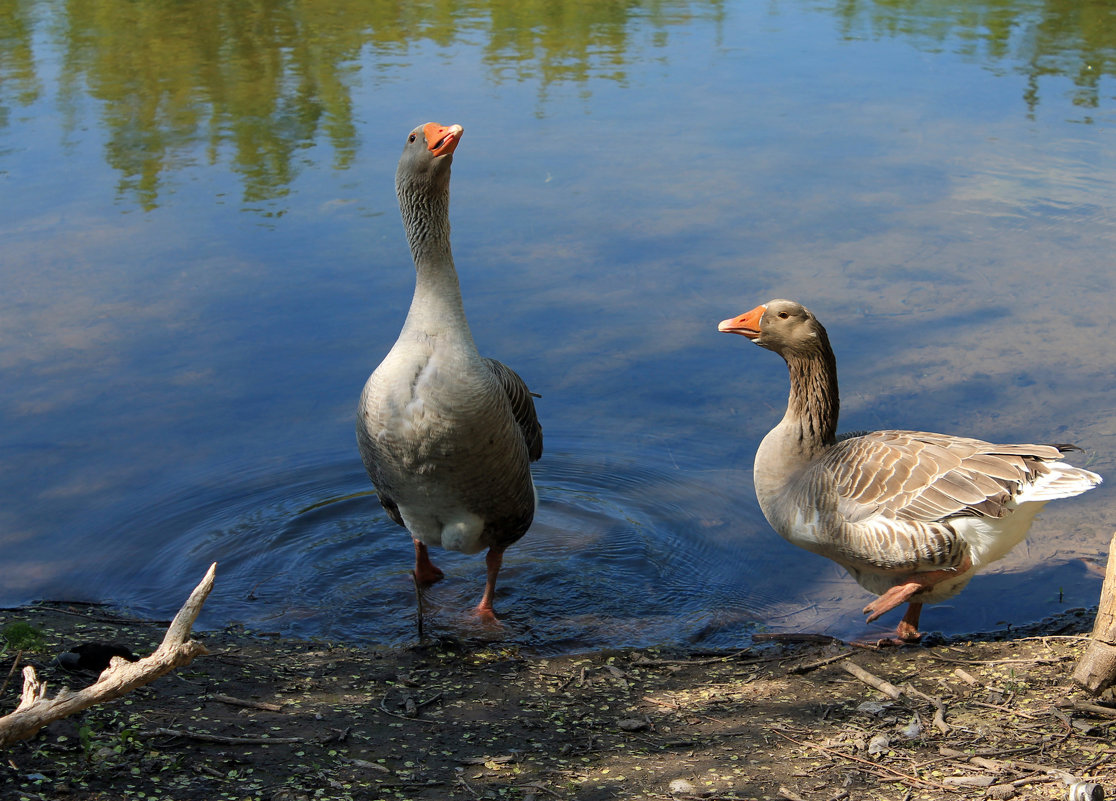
<box><xmin>717</xmin><ymin>304</ymin><xmax>765</xmax><ymax>340</ymax></box>
<box><xmin>423</xmin><ymin>123</ymin><xmax>463</xmax><ymax>157</ymax></box>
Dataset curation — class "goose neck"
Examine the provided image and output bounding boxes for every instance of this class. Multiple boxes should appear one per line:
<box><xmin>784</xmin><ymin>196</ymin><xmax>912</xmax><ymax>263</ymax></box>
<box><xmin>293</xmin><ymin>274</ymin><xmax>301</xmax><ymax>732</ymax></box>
<box><xmin>399</xmin><ymin>183</ymin><xmax>471</xmax><ymax>338</ymax></box>
<box><xmin>782</xmin><ymin>337</ymin><xmax>840</xmax><ymax>455</ymax></box>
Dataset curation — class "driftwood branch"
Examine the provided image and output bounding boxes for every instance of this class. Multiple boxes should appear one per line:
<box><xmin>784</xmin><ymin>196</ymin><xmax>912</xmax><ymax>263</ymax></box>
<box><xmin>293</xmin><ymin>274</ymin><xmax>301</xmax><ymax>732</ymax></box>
<box><xmin>0</xmin><ymin>562</ymin><xmax>217</xmax><ymax>748</ymax></box>
<box><xmin>842</xmin><ymin>661</ymin><xmax>902</xmax><ymax>700</ymax></box>
<box><xmin>1074</xmin><ymin>531</ymin><xmax>1116</xmax><ymax>694</ymax></box>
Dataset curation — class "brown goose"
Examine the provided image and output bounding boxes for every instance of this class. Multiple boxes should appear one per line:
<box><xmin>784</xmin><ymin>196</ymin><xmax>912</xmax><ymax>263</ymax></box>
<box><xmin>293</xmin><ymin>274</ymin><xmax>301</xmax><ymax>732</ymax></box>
<box><xmin>357</xmin><ymin>122</ymin><xmax>543</xmax><ymax>622</ymax></box>
<box><xmin>719</xmin><ymin>299</ymin><xmax>1101</xmax><ymax>642</ymax></box>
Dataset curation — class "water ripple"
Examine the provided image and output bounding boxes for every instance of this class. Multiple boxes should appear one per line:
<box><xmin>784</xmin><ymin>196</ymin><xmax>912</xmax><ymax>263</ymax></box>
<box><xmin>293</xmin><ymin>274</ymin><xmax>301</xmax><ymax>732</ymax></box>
<box><xmin>91</xmin><ymin>435</ymin><xmax>774</xmax><ymax>654</ymax></box>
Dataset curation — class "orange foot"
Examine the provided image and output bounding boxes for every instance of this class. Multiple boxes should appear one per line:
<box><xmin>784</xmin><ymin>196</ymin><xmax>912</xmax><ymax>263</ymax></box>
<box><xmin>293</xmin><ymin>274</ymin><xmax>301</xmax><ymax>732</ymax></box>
<box><xmin>473</xmin><ymin>546</ymin><xmax>506</xmax><ymax>626</ymax></box>
<box><xmin>474</xmin><ymin>603</ymin><xmax>502</xmax><ymax>626</ymax></box>
<box><xmin>863</xmin><ymin>583</ymin><xmax>921</xmax><ymax>623</ymax></box>
<box><xmin>863</xmin><ymin>558</ymin><xmax>971</xmax><ymax>624</ymax></box>
<box><xmin>413</xmin><ymin>540</ymin><xmax>445</xmax><ymax>585</ymax></box>
<box><xmin>895</xmin><ymin>603</ymin><xmax>923</xmax><ymax>642</ymax></box>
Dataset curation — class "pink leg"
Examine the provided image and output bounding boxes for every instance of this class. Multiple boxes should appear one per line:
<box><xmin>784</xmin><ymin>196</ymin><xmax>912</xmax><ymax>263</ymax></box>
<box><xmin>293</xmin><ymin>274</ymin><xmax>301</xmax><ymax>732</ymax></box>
<box><xmin>412</xmin><ymin>540</ymin><xmax>445</xmax><ymax>585</ymax></box>
<box><xmin>895</xmin><ymin>603</ymin><xmax>923</xmax><ymax>642</ymax></box>
<box><xmin>863</xmin><ymin>556</ymin><xmax>973</xmax><ymax>623</ymax></box>
<box><xmin>475</xmin><ymin>547</ymin><xmax>504</xmax><ymax>624</ymax></box>
<box><xmin>863</xmin><ymin>581</ymin><xmax>922</xmax><ymax>623</ymax></box>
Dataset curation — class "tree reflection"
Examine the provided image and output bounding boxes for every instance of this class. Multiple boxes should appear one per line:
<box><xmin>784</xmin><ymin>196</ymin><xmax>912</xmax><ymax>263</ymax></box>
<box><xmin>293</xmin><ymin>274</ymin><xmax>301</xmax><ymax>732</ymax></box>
<box><xmin>0</xmin><ymin>0</ymin><xmax>41</xmax><ymax>129</ymax></box>
<box><xmin>57</xmin><ymin>0</ymin><xmax>368</xmax><ymax>210</ymax></box>
<box><xmin>0</xmin><ymin>0</ymin><xmax>1113</xmax><ymax>209</ymax></box>
<box><xmin>831</xmin><ymin>0</ymin><xmax>1116</xmax><ymax>118</ymax></box>
<box><xmin>43</xmin><ymin>0</ymin><xmax>724</xmax><ymax>210</ymax></box>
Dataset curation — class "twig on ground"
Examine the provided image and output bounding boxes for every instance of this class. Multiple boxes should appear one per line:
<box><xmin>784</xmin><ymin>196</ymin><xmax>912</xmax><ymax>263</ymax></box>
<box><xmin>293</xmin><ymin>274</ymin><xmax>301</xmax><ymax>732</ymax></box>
<box><xmin>842</xmin><ymin>661</ymin><xmax>902</xmax><ymax>700</ymax></box>
<box><xmin>155</xmin><ymin>727</ymin><xmax>304</xmax><ymax>745</ymax></box>
<box><xmin>969</xmin><ymin>700</ymin><xmax>1040</xmax><ymax>720</ymax></box>
<box><xmin>633</xmin><ymin>649</ymin><xmax>752</xmax><ymax>667</ymax></box>
<box><xmin>208</xmin><ymin>693</ymin><xmax>284</xmax><ymax>712</ymax></box>
<box><xmin>0</xmin><ymin>563</ymin><xmax>216</xmax><ymax>748</ymax></box>
<box><xmin>787</xmin><ymin>650</ymin><xmax>854</xmax><ymax>675</ymax></box>
<box><xmin>953</xmin><ymin>668</ymin><xmax>980</xmax><ymax>686</ymax></box>
<box><xmin>642</xmin><ymin>695</ymin><xmax>682</xmax><ymax>710</ymax></box>
<box><xmin>196</xmin><ymin>763</ymin><xmax>225</xmax><ymax>779</ymax></box>
<box><xmin>1060</xmin><ymin>700</ymin><xmax>1116</xmax><ymax>719</ymax></box>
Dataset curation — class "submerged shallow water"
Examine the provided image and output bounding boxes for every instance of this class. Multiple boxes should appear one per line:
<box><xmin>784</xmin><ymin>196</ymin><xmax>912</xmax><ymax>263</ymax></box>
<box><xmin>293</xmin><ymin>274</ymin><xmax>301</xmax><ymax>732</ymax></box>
<box><xmin>1</xmin><ymin>0</ymin><xmax>1114</xmax><ymax>652</ymax></box>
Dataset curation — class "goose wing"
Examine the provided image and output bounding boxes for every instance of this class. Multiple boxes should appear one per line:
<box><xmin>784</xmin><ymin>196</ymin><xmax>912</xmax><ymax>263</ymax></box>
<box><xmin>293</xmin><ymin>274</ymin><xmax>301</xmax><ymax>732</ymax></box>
<box><xmin>484</xmin><ymin>358</ymin><xmax>543</xmax><ymax>462</ymax></box>
<box><xmin>819</xmin><ymin>430</ymin><xmax>1061</xmax><ymax>524</ymax></box>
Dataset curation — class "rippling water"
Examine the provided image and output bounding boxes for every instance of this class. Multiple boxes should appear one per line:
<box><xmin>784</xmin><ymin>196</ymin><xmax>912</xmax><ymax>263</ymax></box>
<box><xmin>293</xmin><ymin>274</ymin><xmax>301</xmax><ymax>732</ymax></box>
<box><xmin>87</xmin><ymin>436</ymin><xmax>771</xmax><ymax>652</ymax></box>
<box><xmin>2</xmin><ymin>0</ymin><xmax>1114</xmax><ymax>651</ymax></box>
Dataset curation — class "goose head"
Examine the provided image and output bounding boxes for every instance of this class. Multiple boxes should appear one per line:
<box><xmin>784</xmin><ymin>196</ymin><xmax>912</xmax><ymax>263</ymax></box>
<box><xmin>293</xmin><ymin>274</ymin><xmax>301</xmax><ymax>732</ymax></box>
<box><xmin>718</xmin><ymin>299</ymin><xmax>825</xmax><ymax>358</ymax></box>
<box><xmin>396</xmin><ymin>122</ymin><xmax>464</xmax><ymax>258</ymax></box>
<box><xmin>395</xmin><ymin>122</ymin><xmax>464</xmax><ymax>197</ymax></box>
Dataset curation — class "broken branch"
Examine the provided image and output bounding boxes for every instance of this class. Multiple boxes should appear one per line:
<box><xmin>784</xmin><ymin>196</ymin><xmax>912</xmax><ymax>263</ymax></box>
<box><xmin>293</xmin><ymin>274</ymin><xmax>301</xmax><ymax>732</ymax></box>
<box><xmin>841</xmin><ymin>661</ymin><xmax>902</xmax><ymax>700</ymax></box>
<box><xmin>1074</xmin><ymin>531</ymin><xmax>1116</xmax><ymax>694</ymax></box>
<box><xmin>0</xmin><ymin>563</ymin><xmax>217</xmax><ymax>748</ymax></box>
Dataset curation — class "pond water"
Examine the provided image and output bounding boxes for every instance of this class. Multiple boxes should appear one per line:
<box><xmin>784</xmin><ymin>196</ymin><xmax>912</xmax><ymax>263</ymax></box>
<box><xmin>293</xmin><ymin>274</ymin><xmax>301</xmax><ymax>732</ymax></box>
<box><xmin>2</xmin><ymin>0</ymin><xmax>1114</xmax><ymax>653</ymax></box>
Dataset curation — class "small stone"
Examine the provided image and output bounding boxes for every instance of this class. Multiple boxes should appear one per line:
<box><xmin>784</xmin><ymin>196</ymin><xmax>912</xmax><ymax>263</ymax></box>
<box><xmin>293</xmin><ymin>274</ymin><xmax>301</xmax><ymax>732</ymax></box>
<box><xmin>856</xmin><ymin>700</ymin><xmax>890</xmax><ymax>716</ymax></box>
<box><xmin>986</xmin><ymin>784</ymin><xmax>1016</xmax><ymax>800</ymax></box>
<box><xmin>617</xmin><ymin>718</ymin><xmax>649</xmax><ymax>732</ymax></box>
<box><xmin>669</xmin><ymin>778</ymin><xmax>696</xmax><ymax>796</ymax></box>
<box><xmin>867</xmin><ymin>733</ymin><xmax>890</xmax><ymax>755</ymax></box>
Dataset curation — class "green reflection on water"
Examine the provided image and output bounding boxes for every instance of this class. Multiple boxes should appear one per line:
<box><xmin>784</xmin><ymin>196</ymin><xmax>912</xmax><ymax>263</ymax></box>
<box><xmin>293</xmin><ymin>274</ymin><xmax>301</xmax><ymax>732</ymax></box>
<box><xmin>1</xmin><ymin>0</ymin><xmax>726</xmax><ymax>208</ymax></box>
<box><xmin>831</xmin><ymin>0</ymin><xmax>1116</xmax><ymax>115</ymax></box>
<box><xmin>0</xmin><ymin>0</ymin><xmax>41</xmax><ymax>127</ymax></box>
<box><xmin>1</xmin><ymin>0</ymin><xmax>1113</xmax><ymax>209</ymax></box>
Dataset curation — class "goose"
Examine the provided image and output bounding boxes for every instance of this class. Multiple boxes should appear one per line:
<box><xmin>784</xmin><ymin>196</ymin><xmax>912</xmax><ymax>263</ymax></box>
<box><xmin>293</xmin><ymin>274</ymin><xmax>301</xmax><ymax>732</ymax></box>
<box><xmin>719</xmin><ymin>299</ymin><xmax>1101</xmax><ymax>642</ymax></box>
<box><xmin>357</xmin><ymin>122</ymin><xmax>543</xmax><ymax>623</ymax></box>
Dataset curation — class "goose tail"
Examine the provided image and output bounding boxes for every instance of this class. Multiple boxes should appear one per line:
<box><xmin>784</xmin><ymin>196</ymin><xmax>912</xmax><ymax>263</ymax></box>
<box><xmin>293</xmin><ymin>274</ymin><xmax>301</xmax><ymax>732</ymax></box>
<box><xmin>1019</xmin><ymin>461</ymin><xmax>1102</xmax><ymax>504</ymax></box>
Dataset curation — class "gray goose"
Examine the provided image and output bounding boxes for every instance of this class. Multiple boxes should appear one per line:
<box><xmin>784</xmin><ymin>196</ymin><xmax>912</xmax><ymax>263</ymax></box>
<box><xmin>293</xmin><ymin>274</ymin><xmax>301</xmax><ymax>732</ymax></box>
<box><xmin>719</xmin><ymin>299</ymin><xmax>1101</xmax><ymax>642</ymax></box>
<box><xmin>357</xmin><ymin>122</ymin><xmax>543</xmax><ymax>622</ymax></box>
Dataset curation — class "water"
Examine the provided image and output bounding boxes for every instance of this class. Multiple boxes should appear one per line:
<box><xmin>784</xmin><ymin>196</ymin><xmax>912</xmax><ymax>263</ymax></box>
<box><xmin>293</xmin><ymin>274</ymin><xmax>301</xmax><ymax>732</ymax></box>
<box><xmin>1</xmin><ymin>0</ymin><xmax>1114</xmax><ymax>652</ymax></box>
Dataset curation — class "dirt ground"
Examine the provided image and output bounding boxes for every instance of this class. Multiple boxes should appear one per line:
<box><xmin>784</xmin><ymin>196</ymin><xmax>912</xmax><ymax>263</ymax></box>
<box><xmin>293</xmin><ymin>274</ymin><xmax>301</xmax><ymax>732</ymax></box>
<box><xmin>0</xmin><ymin>603</ymin><xmax>1114</xmax><ymax>801</ymax></box>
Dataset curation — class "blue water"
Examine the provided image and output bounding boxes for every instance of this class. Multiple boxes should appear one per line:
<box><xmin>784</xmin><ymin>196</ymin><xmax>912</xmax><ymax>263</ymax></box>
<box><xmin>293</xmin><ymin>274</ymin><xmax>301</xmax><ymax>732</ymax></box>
<box><xmin>1</xmin><ymin>0</ymin><xmax>1113</xmax><ymax>652</ymax></box>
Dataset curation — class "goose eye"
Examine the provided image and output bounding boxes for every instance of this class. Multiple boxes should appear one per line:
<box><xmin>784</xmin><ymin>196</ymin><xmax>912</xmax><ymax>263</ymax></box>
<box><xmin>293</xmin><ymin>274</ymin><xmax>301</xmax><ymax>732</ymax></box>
<box><xmin>408</xmin><ymin>134</ymin><xmax>417</xmax><ymax>143</ymax></box>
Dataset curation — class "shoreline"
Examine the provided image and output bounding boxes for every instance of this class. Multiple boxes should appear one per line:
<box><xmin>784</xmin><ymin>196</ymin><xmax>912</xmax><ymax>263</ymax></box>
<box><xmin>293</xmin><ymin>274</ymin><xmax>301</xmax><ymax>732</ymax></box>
<box><xmin>0</xmin><ymin>602</ymin><xmax>1112</xmax><ymax>800</ymax></box>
